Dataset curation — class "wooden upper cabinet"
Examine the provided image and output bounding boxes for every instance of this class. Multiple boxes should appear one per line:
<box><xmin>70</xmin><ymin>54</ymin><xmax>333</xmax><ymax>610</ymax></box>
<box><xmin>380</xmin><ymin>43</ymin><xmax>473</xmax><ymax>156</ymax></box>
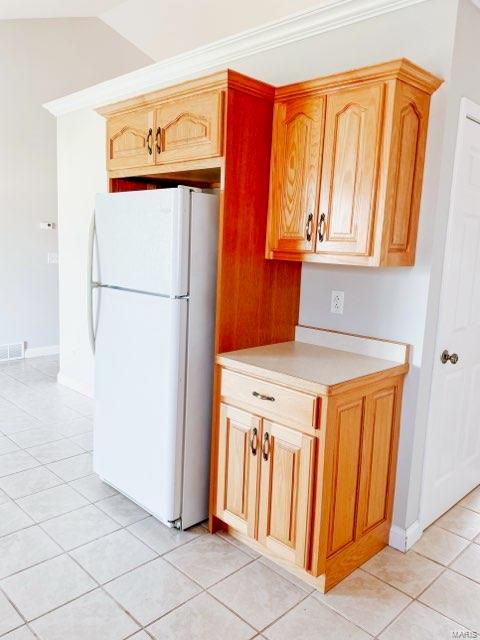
<box><xmin>267</xmin><ymin>97</ymin><xmax>324</xmax><ymax>254</ymax></box>
<box><xmin>266</xmin><ymin>59</ymin><xmax>442</xmax><ymax>266</ymax></box>
<box><xmin>107</xmin><ymin>109</ymin><xmax>155</xmax><ymax>171</ymax></box>
<box><xmin>257</xmin><ymin>420</ymin><xmax>314</xmax><ymax>568</ymax></box>
<box><xmin>316</xmin><ymin>84</ymin><xmax>384</xmax><ymax>258</ymax></box>
<box><xmin>155</xmin><ymin>90</ymin><xmax>224</xmax><ymax>164</ymax></box>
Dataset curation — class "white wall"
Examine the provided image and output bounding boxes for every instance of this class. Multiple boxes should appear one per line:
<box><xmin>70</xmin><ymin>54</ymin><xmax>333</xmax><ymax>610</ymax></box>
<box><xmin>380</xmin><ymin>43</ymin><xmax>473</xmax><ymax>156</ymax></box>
<box><xmin>57</xmin><ymin>110</ymin><xmax>107</xmax><ymax>396</ymax></box>
<box><xmin>101</xmin><ymin>0</ymin><xmax>321</xmax><ymax>61</ymax></box>
<box><xmin>0</xmin><ymin>18</ymin><xmax>151</xmax><ymax>354</ymax></box>
<box><xmin>55</xmin><ymin>0</ymin><xmax>460</xmax><ymax>534</ymax></box>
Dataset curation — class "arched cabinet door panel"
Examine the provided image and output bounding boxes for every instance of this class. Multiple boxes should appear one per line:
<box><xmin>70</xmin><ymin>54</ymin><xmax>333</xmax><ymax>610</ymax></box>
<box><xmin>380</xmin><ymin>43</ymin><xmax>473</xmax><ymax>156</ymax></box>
<box><xmin>316</xmin><ymin>84</ymin><xmax>385</xmax><ymax>258</ymax></box>
<box><xmin>107</xmin><ymin>109</ymin><xmax>155</xmax><ymax>171</ymax></box>
<box><xmin>155</xmin><ymin>91</ymin><xmax>224</xmax><ymax>164</ymax></box>
<box><xmin>267</xmin><ymin>97</ymin><xmax>324</xmax><ymax>256</ymax></box>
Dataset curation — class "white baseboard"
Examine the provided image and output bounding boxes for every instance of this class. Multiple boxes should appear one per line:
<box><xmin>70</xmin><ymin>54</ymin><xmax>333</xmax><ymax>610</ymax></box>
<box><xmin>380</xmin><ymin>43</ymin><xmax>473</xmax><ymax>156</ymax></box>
<box><xmin>57</xmin><ymin>372</ymin><xmax>94</xmax><ymax>398</ymax></box>
<box><xmin>25</xmin><ymin>345</ymin><xmax>59</xmax><ymax>358</ymax></box>
<box><xmin>389</xmin><ymin>520</ymin><xmax>423</xmax><ymax>552</ymax></box>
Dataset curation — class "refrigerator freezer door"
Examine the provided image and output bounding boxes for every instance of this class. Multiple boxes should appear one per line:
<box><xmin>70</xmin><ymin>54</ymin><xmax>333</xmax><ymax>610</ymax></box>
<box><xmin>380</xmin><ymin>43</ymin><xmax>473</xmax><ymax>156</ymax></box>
<box><xmin>93</xmin><ymin>286</ymin><xmax>187</xmax><ymax>524</ymax></box>
<box><xmin>94</xmin><ymin>188</ymin><xmax>190</xmax><ymax>296</ymax></box>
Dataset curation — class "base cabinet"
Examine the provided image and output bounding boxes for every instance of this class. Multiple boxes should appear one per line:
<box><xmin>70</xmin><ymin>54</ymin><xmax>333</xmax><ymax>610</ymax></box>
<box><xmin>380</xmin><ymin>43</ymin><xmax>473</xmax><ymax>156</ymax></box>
<box><xmin>215</xmin><ymin>404</ymin><xmax>314</xmax><ymax>569</ymax></box>
<box><xmin>211</xmin><ymin>363</ymin><xmax>406</xmax><ymax>591</ymax></box>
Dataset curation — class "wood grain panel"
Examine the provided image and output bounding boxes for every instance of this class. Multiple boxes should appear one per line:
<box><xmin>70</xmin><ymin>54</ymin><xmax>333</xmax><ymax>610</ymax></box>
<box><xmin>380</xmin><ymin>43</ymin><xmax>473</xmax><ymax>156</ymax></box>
<box><xmin>215</xmin><ymin>403</ymin><xmax>260</xmax><ymax>537</ymax></box>
<box><xmin>357</xmin><ymin>387</ymin><xmax>396</xmax><ymax>533</ymax></box>
<box><xmin>258</xmin><ymin>421</ymin><xmax>314</xmax><ymax>567</ymax></box>
<box><xmin>384</xmin><ymin>82</ymin><xmax>430</xmax><ymax>265</ymax></box>
<box><xmin>267</xmin><ymin>97</ymin><xmax>324</xmax><ymax>255</ymax></box>
<box><xmin>327</xmin><ymin>398</ymin><xmax>364</xmax><ymax>556</ymax></box>
<box><xmin>216</xmin><ymin>84</ymin><xmax>301</xmax><ymax>355</ymax></box>
<box><xmin>155</xmin><ymin>90</ymin><xmax>224</xmax><ymax>164</ymax></box>
<box><xmin>220</xmin><ymin>368</ymin><xmax>316</xmax><ymax>431</ymax></box>
<box><xmin>317</xmin><ymin>84</ymin><xmax>384</xmax><ymax>258</ymax></box>
<box><xmin>107</xmin><ymin>109</ymin><xmax>155</xmax><ymax>171</ymax></box>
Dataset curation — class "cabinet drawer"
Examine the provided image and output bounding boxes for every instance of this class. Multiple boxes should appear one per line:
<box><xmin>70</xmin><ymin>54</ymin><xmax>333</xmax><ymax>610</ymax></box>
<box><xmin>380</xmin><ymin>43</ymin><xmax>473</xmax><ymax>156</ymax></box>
<box><xmin>220</xmin><ymin>369</ymin><xmax>317</xmax><ymax>429</ymax></box>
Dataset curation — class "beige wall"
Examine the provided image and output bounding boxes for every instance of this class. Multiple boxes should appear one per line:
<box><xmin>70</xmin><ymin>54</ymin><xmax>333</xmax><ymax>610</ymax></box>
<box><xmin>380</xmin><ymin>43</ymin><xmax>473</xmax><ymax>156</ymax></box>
<box><xmin>0</xmin><ymin>18</ymin><xmax>151</xmax><ymax>354</ymax></box>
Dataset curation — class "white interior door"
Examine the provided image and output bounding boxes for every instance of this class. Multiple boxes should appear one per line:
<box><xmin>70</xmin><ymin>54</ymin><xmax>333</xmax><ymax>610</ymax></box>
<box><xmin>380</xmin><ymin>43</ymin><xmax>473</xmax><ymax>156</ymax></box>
<box><xmin>93</xmin><ymin>286</ymin><xmax>187</xmax><ymax>525</ymax></box>
<box><xmin>421</xmin><ymin>100</ymin><xmax>480</xmax><ymax>526</ymax></box>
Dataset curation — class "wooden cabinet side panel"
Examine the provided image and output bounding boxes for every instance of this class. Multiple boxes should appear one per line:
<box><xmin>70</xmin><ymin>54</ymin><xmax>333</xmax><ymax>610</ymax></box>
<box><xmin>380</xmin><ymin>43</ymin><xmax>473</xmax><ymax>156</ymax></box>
<box><xmin>267</xmin><ymin>97</ymin><xmax>324</xmax><ymax>255</ymax></box>
<box><xmin>384</xmin><ymin>82</ymin><xmax>430</xmax><ymax>265</ymax></box>
<box><xmin>216</xmin><ymin>86</ymin><xmax>301</xmax><ymax>354</ymax></box>
<box><xmin>326</xmin><ymin>398</ymin><xmax>364</xmax><ymax>556</ymax></box>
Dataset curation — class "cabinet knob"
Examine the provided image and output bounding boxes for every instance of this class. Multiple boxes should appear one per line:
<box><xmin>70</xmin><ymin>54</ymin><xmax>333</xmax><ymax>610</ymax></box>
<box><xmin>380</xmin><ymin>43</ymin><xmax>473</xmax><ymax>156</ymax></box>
<box><xmin>305</xmin><ymin>213</ymin><xmax>313</xmax><ymax>241</ymax></box>
<box><xmin>441</xmin><ymin>349</ymin><xmax>459</xmax><ymax>365</ymax></box>
<box><xmin>262</xmin><ymin>432</ymin><xmax>270</xmax><ymax>461</ymax></box>
<box><xmin>318</xmin><ymin>213</ymin><xmax>326</xmax><ymax>242</ymax></box>
<box><xmin>147</xmin><ymin>128</ymin><xmax>153</xmax><ymax>155</ymax></box>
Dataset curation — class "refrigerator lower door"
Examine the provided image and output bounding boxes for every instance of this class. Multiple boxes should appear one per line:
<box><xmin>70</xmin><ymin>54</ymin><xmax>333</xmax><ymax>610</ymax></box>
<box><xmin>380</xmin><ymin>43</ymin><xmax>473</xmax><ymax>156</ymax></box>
<box><xmin>93</xmin><ymin>286</ymin><xmax>187</xmax><ymax>525</ymax></box>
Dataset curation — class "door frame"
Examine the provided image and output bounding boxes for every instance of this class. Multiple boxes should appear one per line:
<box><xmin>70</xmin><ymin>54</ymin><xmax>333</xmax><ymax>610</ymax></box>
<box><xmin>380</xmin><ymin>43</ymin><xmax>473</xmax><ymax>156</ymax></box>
<box><xmin>419</xmin><ymin>97</ymin><xmax>480</xmax><ymax>529</ymax></box>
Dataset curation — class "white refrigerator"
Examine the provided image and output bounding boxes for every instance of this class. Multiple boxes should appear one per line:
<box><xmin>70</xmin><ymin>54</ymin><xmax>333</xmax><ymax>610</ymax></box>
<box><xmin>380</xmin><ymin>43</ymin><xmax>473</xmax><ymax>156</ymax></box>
<box><xmin>89</xmin><ymin>186</ymin><xmax>218</xmax><ymax>529</ymax></box>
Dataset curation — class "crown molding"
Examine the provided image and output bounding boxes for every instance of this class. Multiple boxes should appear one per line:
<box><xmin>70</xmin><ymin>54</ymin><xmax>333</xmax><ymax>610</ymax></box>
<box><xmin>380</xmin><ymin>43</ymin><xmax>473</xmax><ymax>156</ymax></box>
<box><xmin>44</xmin><ymin>0</ymin><xmax>428</xmax><ymax>116</ymax></box>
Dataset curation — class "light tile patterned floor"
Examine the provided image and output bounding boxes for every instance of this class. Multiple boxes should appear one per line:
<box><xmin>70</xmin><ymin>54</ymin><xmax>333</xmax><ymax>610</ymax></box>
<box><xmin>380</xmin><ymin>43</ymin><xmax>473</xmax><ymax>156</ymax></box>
<box><xmin>0</xmin><ymin>356</ymin><xmax>479</xmax><ymax>639</ymax></box>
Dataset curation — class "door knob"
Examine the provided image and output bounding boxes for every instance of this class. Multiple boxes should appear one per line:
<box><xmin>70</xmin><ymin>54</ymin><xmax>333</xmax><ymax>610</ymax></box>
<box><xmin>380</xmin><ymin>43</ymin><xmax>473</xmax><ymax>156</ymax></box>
<box><xmin>441</xmin><ymin>350</ymin><xmax>459</xmax><ymax>364</ymax></box>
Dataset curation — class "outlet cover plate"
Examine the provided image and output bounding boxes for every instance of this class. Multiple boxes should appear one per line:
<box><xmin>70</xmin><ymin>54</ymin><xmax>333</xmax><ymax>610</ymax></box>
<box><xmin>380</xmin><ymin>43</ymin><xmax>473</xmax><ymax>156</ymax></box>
<box><xmin>331</xmin><ymin>290</ymin><xmax>344</xmax><ymax>315</ymax></box>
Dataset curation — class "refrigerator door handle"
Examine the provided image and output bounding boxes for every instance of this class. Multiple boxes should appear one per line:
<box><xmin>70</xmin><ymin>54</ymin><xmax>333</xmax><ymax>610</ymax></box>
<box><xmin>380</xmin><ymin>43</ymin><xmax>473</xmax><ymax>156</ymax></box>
<box><xmin>87</xmin><ymin>211</ymin><xmax>99</xmax><ymax>354</ymax></box>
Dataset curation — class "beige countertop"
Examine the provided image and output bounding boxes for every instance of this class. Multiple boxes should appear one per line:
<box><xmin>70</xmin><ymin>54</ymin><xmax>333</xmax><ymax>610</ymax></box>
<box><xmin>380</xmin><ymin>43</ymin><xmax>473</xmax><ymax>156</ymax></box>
<box><xmin>217</xmin><ymin>340</ymin><xmax>408</xmax><ymax>394</ymax></box>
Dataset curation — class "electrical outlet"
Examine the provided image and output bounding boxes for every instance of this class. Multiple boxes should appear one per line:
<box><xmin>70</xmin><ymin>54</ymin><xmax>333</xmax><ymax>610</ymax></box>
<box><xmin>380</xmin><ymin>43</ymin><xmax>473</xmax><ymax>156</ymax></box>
<box><xmin>47</xmin><ymin>252</ymin><xmax>58</xmax><ymax>264</ymax></box>
<box><xmin>331</xmin><ymin>290</ymin><xmax>344</xmax><ymax>314</ymax></box>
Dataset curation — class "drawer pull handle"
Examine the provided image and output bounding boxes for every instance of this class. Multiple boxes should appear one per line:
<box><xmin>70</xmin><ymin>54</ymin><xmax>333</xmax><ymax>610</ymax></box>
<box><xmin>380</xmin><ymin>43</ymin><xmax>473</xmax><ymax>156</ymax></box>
<box><xmin>250</xmin><ymin>427</ymin><xmax>258</xmax><ymax>456</ymax></box>
<box><xmin>252</xmin><ymin>391</ymin><xmax>275</xmax><ymax>402</ymax></box>
<box><xmin>262</xmin><ymin>432</ymin><xmax>270</xmax><ymax>461</ymax></box>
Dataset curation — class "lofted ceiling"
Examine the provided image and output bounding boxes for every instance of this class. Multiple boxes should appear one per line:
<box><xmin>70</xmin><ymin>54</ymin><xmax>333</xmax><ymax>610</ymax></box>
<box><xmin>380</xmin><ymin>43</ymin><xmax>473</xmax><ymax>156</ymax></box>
<box><xmin>0</xmin><ymin>0</ymin><xmax>125</xmax><ymax>19</ymax></box>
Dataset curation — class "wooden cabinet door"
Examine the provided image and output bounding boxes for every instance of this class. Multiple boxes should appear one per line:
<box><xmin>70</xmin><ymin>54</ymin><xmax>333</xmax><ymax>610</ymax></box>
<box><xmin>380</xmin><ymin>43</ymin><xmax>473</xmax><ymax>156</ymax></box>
<box><xmin>316</xmin><ymin>84</ymin><xmax>384</xmax><ymax>258</ymax></box>
<box><xmin>267</xmin><ymin>97</ymin><xmax>324</xmax><ymax>255</ymax></box>
<box><xmin>155</xmin><ymin>91</ymin><xmax>223</xmax><ymax>165</ymax></box>
<box><xmin>215</xmin><ymin>404</ymin><xmax>260</xmax><ymax>538</ymax></box>
<box><xmin>257</xmin><ymin>420</ymin><xmax>314</xmax><ymax>568</ymax></box>
<box><xmin>107</xmin><ymin>109</ymin><xmax>155</xmax><ymax>171</ymax></box>
<box><xmin>356</xmin><ymin>386</ymin><xmax>399</xmax><ymax>537</ymax></box>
